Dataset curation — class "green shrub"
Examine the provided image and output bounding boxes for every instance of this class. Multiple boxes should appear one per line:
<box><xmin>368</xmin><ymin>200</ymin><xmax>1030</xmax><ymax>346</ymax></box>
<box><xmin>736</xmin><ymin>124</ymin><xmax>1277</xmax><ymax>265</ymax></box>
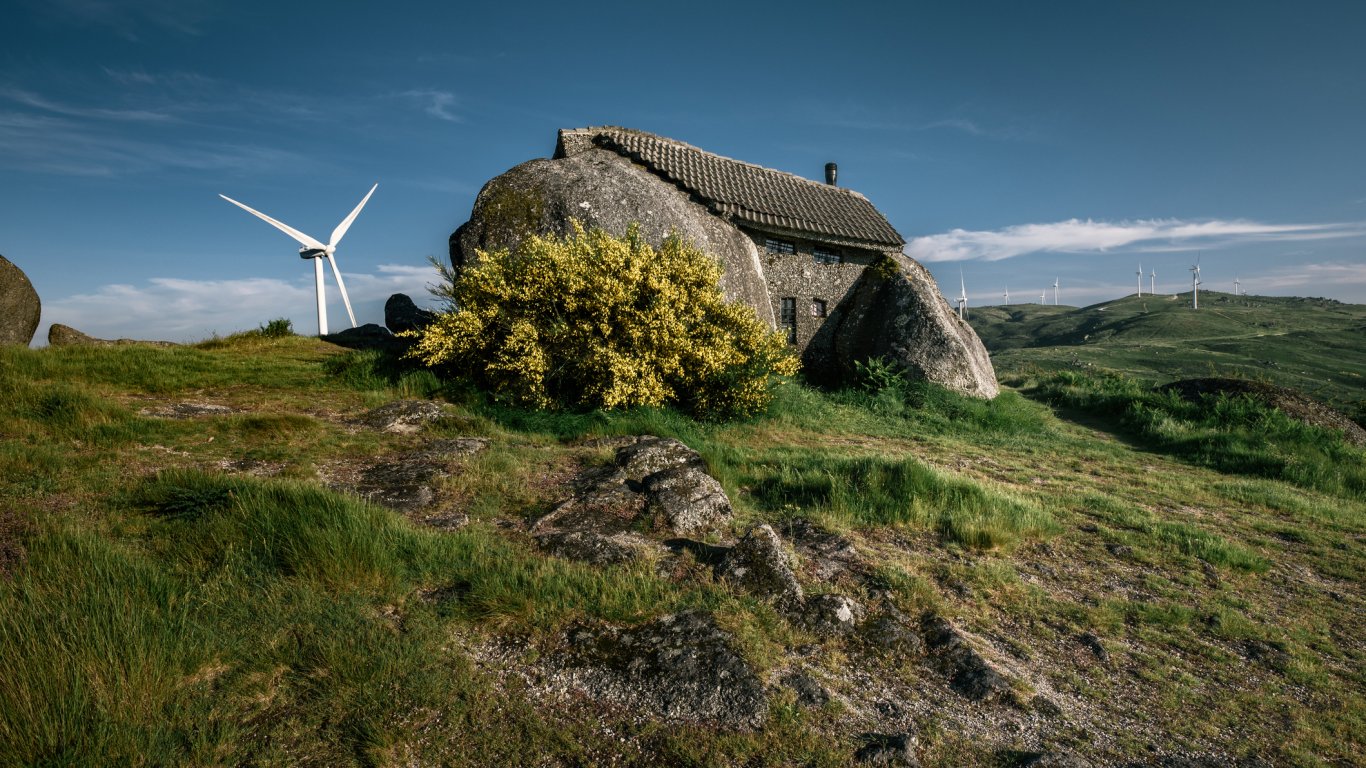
<box><xmin>258</xmin><ymin>318</ymin><xmax>294</xmax><ymax>338</ymax></box>
<box><xmin>406</xmin><ymin>223</ymin><xmax>798</xmax><ymax>420</ymax></box>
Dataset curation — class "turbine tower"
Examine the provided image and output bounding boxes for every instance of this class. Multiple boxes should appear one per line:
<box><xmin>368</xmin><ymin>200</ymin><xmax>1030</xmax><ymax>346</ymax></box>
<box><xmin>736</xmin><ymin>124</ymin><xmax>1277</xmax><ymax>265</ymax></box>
<box><xmin>1150</xmin><ymin>268</ymin><xmax>1156</xmax><ymax>296</ymax></box>
<box><xmin>1040</xmin><ymin>290</ymin><xmax>1046</xmax><ymax>304</ymax></box>
<box><xmin>957</xmin><ymin>270</ymin><xmax>968</xmax><ymax>320</ymax></box>
<box><xmin>220</xmin><ymin>184</ymin><xmax>377</xmax><ymax>335</ymax></box>
<box><xmin>1189</xmin><ymin>256</ymin><xmax>1202</xmax><ymax>310</ymax></box>
<box><xmin>1234</xmin><ymin>277</ymin><xmax>1241</xmax><ymax>296</ymax></box>
<box><xmin>1136</xmin><ymin>263</ymin><xmax>1143</xmax><ymax>297</ymax></box>
<box><xmin>1052</xmin><ymin>277</ymin><xmax>1060</xmax><ymax>306</ymax></box>
<box><xmin>1002</xmin><ymin>284</ymin><xmax>1009</xmax><ymax>305</ymax></box>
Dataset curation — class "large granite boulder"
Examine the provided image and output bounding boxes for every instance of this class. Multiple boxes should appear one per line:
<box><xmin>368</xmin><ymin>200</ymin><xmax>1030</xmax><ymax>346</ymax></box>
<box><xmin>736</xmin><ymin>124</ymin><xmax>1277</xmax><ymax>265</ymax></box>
<box><xmin>48</xmin><ymin>323</ymin><xmax>178</xmax><ymax>348</ymax></box>
<box><xmin>0</xmin><ymin>255</ymin><xmax>40</xmax><ymax>346</ymax></box>
<box><xmin>807</xmin><ymin>253</ymin><xmax>999</xmax><ymax>399</ymax></box>
<box><xmin>384</xmin><ymin>293</ymin><xmax>437</xmax><ymax>334</ymax></box>
<box><xmin>450</xmin><ymin>149</ymin><xmax>775</xmax><ymax>326</ymax></box>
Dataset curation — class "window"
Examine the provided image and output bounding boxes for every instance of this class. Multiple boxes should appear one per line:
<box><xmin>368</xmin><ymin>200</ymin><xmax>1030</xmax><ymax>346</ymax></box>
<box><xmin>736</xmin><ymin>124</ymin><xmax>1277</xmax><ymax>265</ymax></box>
<box><xmin>813</xmin><ymin>247</ymin><xmax>842</xmax><ymax>265</ymax></box>
<box><xmin>811</xmin><ymin>299</ymin><xmax>827</xmax><ymax>318</ymax></box>
<box><xmin>765</xmin><ymin>238</ymin><xmax>795</xmax><ymax>255</ymax></box>
<box><xmin>780</xmin><ymin>297</ymin><xmax>797</xmax><ymax>344</ymax></box>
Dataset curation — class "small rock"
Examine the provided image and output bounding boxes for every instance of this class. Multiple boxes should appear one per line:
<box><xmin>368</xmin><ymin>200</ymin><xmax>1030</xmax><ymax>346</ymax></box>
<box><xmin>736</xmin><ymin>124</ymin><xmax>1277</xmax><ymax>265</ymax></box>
<box><xmin>781</xmin><ymin>671</ymin><xmax>830</xmax><ymax>708</ymax></box>
<box><xmin>615</xmin><ymin>436</ymin><xmax>704</xmax><ymax>481</ymax></box>
<box><xmin>855</xmin><ymin>733</ymin><xmax>920</xmax><ymax>766</ymax></box>
<box><xmin>1105</xmin><ymin>542</ymin><xmax>1133</xmax><ymax>557</ymax></box>
<box><xmin>1079</xmin><ymin>631</ymin><xmax>1109</xmax><ymax>664</ymax></box>
<box><xmin>536</xmin><ymin>530</ymin><xmax>647</xmax><ymax>565</ymax></box>
<box><xmin>801</xmin><ymin>593</ymin><xmax>866</xmax><ymax>637</ymax></box>
<box><xmin>418</xmin><ymin>437</ymin><xmax>490</xmax><ymax>459</ymax></box>
<box><xmin>642</xmin><ymin>465</ymin><xmax>733</xmax><ymax>534</ymax></box>
<box><xmin>923</xmin><ymin>615</ymin><xmax>1022</xmax><ymax>705</ymax></box>
<box><xmin>384</xmin><ymin>293</ymin><xmax>437</xmax><ymax>334</ymax></box>
<box><xmin>862</xmin><ymin>607</ymin><xmax>926</xmax><ymax>658</ymax></box>
<box><xmin>561</xmin><ymin>610</ymin><xmax>768</xmax><ymax>728</ymax></box>
<box><xmin>716</xmin><ymin>524</ymin><xmax>804</xmax><ymax>607</ymax></box>
<box><xmin>351</xmin><ymin>400</ymin><xmax>451</xmax><ymax>434</ymax></box>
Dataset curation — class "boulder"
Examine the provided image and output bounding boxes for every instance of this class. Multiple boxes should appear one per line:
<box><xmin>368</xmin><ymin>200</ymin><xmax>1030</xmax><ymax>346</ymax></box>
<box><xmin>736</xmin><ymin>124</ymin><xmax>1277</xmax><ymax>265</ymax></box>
<box><xmin>800</xmin><ymin>593</ymin><xmax>866</xmax><ymax>636</ymax></box>
<box><xmin>923</xmin><ymin>615</ymin><xmax>1022</xmax><ymax>705</ymax></box>
<box><xmin>321</xmin><ymin>323</ymin><xmax>395</xmax><ymax>350</ymax></box>
<box><xmin>561</xmin><ymin>610</ymin><xmax>769</xmax><ymax>729</ymax></box>
<box><xmin>536</xmin><ymin>530</ymin><xmax>650</xmax><ymax>565</ymax></box>
<box><xmin>807</xmin><ymin>253</ymin><xmax>999</xmax><ymax>398</ymax></box>
<box><xmin>48</xmin><ymin>323</ymin><xmax>178</xmax><ymax>348</ymax></box>
<box><xmin>641</xmin><ymin>465</ymin><xmax>733</xmax><ymax>534</ymax></box>
<box><xmin>855</xmin><ymin>734</ymin><xmax>921</xmax><ymax>766</ymax></box>
<box><xmin>861</xmin><ymin>607</ymin><xmax>926</xmax><ymax>659</ymax></box>
<box><xmin>450</xmin><ymin>149</ymin><xmax>774</xmax><ymax>326</ymax></box>
<box><xmin>350</xmin><ymin>400</ymin><xmax>452</xmax><ymax>434</ymax></box>
<box><xmin>384</xmin><ymin>293</ymin><xmax>437</xmax><ymax>334</ymax></box>
<box><xmin>716</xmin><ymin>524</ymin><xmax>804</xmax><ymax>608</ymax></box>
<box><xmin>0</xmin><ymin>255</ymin><xmax>40</xmax><ymax>347</ymax></box>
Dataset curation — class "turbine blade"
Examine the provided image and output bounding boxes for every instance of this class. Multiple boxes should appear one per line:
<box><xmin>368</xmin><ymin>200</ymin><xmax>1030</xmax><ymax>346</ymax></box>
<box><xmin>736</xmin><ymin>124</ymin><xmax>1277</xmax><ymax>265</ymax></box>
<box><xmin>326</xmin><ymin>254</ymin><xmax>358</xmax><ymax>328</ymax></box>
<box><xmin>220</xmin><ymin>194</ymin><xmax>327</xmax><ymax>251</ymax></box>
<box><xmin>329</xmin><ymin>183</ymin><xmax>378</xmax><ymax>248</ymax></box>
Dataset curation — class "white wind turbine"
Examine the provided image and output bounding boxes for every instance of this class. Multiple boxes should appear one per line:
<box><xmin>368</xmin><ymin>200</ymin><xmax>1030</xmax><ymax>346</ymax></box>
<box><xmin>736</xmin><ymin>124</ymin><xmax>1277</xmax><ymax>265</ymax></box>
<box><xmin>1002</xmin><ymin>283</ymin><xmax>1009</xmax><ymax>305</ymax></box>
<box><xmin>1052</xmin><ymin>277</ymin><xmax>1060</xmax><ymax>306</ymax></box>
<box><xmin>957</xmin><ymin>270</ymin><xmax>969</xmax><ymax>320</ymax></box>
<box><xmin>1039</xmin><ymin>290</ymin><xmax>1046</xmax><ymax>304</ymax></box>
<box><xmin>1136</xmin><ymin>263</ymin><xmax>1143</xmax><ymax>297</ymax></box>
<box><xmin>1150</xmin><ymin>268</ymin><xmax>1156</xmax><ymax>296</ymax></box>
<box><xmin>220</xmin><ymin>184</ymin><xmax>377</xmax><ymax>335</ymax></box>
<box><xmin>1234</xmin><ymin>276</ymin><xmax>1241</xmax><ymax>296</ymax></box>
<box><xmin>1189</xmin><ymin>255</ymin><xmax>1202</xmax><ymax>309</ymax></box>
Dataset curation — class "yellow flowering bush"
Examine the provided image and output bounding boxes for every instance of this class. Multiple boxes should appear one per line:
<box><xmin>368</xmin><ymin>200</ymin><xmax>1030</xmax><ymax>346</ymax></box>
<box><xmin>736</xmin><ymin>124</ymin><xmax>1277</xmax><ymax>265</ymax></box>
<box><xmin>408</xmin><ymin>223</ymin><xmax>798</xmax><ymax>418</ymax></box>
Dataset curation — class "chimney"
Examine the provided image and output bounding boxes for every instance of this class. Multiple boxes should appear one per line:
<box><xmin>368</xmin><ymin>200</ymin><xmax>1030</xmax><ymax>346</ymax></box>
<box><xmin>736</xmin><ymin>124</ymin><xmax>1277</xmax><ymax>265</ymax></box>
<box><xmin>824</xmin><ymin>162</ymin><xmax>838</xmax><ymax>186</ymax></box>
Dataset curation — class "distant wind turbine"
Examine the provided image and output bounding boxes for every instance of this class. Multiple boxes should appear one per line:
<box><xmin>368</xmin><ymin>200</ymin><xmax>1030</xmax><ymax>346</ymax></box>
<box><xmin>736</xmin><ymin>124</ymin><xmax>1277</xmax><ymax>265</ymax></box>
<box><xmin>957</xmin><ymin>270</ymin><xmax>968</xmax><ymax>320</ymax></box>
<box><xmin>1136</xmin><ymin>263</ymin><xmax>1143</xmax><ymax>297</ymax></box>
<box><xmin>1002</xmin><ymin>283</ymin><xmax>1009</xmax><ymax>305</ymax></box>
<box><xmin>1040</xmin><ymin>290</ymin><xmax>1046</xmax><ymax>304</ymax></box>
<box><xmin>1150</xmin><ymin>268</ymin><xmax>1156</xmax><ymax>296</ymax></box>
<box><xmin>1234</xmin><ymin>277</ymin><xmax>1241</xmax><ymax>296</ymax></box>
<box><xmin>219</xmin><ymin>183</ymin><xmax>378</xmax><ymax>335</ymax></box>
<box><xmin>1052</xmin><ymin>277</ymin><xmax>1060</xmax><ymax>306</ymax></box>
<box><xmin>1189</xmin><ymin>255</ymin><xmax>1202</xmax><ymax>309</ymax></box>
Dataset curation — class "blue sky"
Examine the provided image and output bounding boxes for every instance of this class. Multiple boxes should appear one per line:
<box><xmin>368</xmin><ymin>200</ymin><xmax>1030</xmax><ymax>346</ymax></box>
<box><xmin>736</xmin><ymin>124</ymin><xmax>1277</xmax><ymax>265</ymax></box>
<box><xmin>3</xmin><ymin>0</ymin><xmax>1364</xmax><ymax>343</ymax></box>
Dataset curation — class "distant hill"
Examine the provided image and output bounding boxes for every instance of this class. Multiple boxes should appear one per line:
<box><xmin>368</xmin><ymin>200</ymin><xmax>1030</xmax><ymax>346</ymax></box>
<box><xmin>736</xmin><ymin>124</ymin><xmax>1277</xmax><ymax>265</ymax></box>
<box><xmin>968</xmin><ymin>292</ymin><xmax>1366</xmax><ymax>422</ymax></box>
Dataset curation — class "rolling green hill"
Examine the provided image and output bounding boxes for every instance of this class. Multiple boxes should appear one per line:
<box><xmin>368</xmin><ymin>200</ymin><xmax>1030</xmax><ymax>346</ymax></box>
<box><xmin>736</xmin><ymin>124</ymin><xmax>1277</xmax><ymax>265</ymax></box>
<box><xmin>969</xmin><ymin>292</ymin><xmax>1366</xmax><ymax>422</ymax></box>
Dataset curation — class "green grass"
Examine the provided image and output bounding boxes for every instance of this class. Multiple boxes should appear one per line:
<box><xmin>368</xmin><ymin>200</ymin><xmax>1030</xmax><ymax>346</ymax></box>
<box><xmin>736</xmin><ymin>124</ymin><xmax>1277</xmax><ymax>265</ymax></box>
<box><xmin>1</xmin><ymin>330</ymin><xmax>1363</xmax><ymax>765</ymax></box>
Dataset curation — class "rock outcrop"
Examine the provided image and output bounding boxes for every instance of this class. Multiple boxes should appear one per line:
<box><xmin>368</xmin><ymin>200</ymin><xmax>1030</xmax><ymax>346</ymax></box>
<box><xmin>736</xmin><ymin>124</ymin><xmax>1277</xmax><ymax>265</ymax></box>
<box><xmin>47</xmin><ymin>323</ymin><xmax>179</xmax><ymax>348</ymax></box>
<box><xmin>384</xmin><ymin>293</ymin><xmax>437</xmax><ymax>334</ymax></box>
<box><xmin>806</xmin><ymin>253</ymin><xmax>999</xmax><ymax>398</ymax></box>
<box><xmin>0</xmin><ymin>255</ymin><xmax>40</xmax><ymax>347</ymax></box>
<box><xmin>450</xmin><ymin>149</ymin><xmax>774</xmax><ymax>326</ymax></box>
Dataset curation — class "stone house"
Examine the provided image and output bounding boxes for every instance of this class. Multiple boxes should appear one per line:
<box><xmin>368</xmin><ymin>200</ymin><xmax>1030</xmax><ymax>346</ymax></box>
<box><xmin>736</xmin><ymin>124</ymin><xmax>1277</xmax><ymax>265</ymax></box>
<box><xmin>553</xmin><ymin>128</ymin><xmax>905</xmax><ymax>354</ymax></box>
<box><xmin>451</xmin><ymin>126</ymin><xmax>997</xmax><ymax>397</ymax></box>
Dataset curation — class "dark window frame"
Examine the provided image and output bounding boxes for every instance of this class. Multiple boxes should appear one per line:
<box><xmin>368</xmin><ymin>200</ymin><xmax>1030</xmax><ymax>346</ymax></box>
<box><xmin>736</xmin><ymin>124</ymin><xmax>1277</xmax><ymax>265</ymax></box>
<box><xmin>765</xmin><ymin>238</ymin><xmax>796</xmax><ymax>255</ymax></box>
<box><xmin>811</xmin><ymin>298</ymin><xmax>827</xmax><ymax>318</ymax></box>
<box><xmin>813</xmin><ymin>247</ymin><xmax>842</xmax><ymax>265</ymax></box>
<box><xmin>780</xmin><ymin>297</ymin><xmax>797</xmax><ymax>344</ymax></box>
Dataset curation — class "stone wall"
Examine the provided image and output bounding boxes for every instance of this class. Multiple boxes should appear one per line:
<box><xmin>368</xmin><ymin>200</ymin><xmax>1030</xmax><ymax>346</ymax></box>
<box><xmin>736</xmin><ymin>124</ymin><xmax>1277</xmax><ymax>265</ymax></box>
<box><xmin>744</xmin><ymin>230</ymin><xmax>876</xmax><ymax>352</ymax></box>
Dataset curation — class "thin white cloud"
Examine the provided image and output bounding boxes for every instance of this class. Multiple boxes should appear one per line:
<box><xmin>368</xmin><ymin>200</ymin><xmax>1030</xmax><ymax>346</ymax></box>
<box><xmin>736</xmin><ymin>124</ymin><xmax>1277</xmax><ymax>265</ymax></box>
<box><xmin>0</xmin><ymin>87</ymin><xmax>175</xmax><ymax>122</ymax></box>
<box><xmin>41</xmin><ymin>263</ymin><xmax>443</xmax><ymax>343</ymax></box>
<box><xmin>1252</xmin><ymin>262</ymin><xmax>1366</xmax><ymax>291</ymax></box>
<box><xmin>23</xmin><ymin>0</ymin><xmax>214</xmax><ymax>40</ymax></box>
<box><xmin>906</xmin><ymin>218</ymin><xmax>1366</xmax><ymax>263</ymax></box>
<box><xmin>401</xmin><ymin>89</ymin><xmax>461</xmax><ymax>122</ymax></box>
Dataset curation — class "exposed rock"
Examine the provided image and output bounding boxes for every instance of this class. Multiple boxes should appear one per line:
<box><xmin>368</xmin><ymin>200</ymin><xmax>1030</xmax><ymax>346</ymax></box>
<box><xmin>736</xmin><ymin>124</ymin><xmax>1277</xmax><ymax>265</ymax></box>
<box><xmin>861</xmin><ymin>607</ymin><xmax>926</xmax><ymax>658</ymax></box>
<box><xmin>450</xmin><ymin>148</ymin><xmax>774</xmax><ymax>326</ymax></box>
<box><xmin>782</xmin><ymin>517</ymin><xmax>864</xmax><ymax>582</ymax></box>
<box><xmin>351</xmin><ymin>400</ymin><xmax>452</xmax><ymax>434</ymax></box>
<box><xmin>535</xmin><ymin>530</ymin><xmax>651</xmax><ymax>565</ymax></box>
<box><xmin>641</xmin><ymin>464</ymin><xmax>733</xmax><ymax>534</ymax></box>
<box><xmin>417</xmin><ymin>437</ymin><xmax>491</xmax><ymax>459</ymax></box>
<box><xmin>1078</xmin><ymin>631</ymin><xmax>1110</xmax><ymax>664</ymax></box>
<box><xmin>1159</xmin><ymin>377</ymin><xmax>1366</xmax><ymax>447</ymax></box>
<box><xmin>923</xmin><ymin>615</ymin><xmax>1022</xmax><ymax>705</ymax></box>
<box><xmin>0</xmin><ymin>255</ymin><xmax>40</xmax><ymax>347</ymax></box>
<box><xmin>348</xmin><ymin>459</ymin><xmax>447</xmax><ymax>512</ymax></box>
<box><xmin>384</xmin><ymin>293</ymin><xmax>437</xmax><ymax>335</ymax></box>
<box><xmin>560</xmin><ymin>610</ymin><xmax>768</xmax><ymax>729</ymax></box>
<box><xmin>781</xmin><ymin>671</ymin><xmax>830</xmax><ymax>708</ymax></box>
<box><xmin>615</xmin><ymin>436</ymin><xmax>704</xmax><ymax>482</ymax></box>
<box><xmin>800</xmin><ymin>593</ymin><xmax>867</xmax><ymax>636</ymax></box>
<box><xmin>807</xmin><ymin>253</ymin><xmax>999</xmax><ymax>398</ymax></box>
<box><xmin>321</xmin><ymin>323</ymin><xmax>395</xmax><ymax>350</ymax></box>
<box><xmin>716</xmin><ymin>524</ymin><xmax>804</xmax><ymax>607</ymax></box>
<box><xmin>855</xmin><ymin>733</ymin><xmax>921</xmax><ymax>766</ymax></box>
<box><xmin>48</xmin><ymin>323</ymin><xmax>178</xmax><ymax>348</ymax></box>
<box><xmin>139</xmin><ymin>402</ymin><xmax>236</xmax><ymax>418</ymax></box>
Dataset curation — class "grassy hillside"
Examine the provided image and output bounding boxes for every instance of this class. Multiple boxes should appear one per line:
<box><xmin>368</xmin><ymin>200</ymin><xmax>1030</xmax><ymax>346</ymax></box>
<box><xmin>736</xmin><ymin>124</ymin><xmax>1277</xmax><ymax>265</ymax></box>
<box><xmin>969</xmin><ymin>293</ymin><xmax>1366</xmax><ymax>422</ymax></box>
<box><xmin>1</xmin><ymin>334</ymin><xmax>1363</xmax><ymax>765</ymax></box>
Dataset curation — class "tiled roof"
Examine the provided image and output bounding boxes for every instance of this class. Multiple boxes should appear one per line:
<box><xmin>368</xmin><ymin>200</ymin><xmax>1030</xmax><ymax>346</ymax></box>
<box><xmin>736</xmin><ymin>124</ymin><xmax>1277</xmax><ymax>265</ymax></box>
<box><xmin>559</xmin><ymin>127</ymin><xmax>905</xmax><ymax>249</ymax></box>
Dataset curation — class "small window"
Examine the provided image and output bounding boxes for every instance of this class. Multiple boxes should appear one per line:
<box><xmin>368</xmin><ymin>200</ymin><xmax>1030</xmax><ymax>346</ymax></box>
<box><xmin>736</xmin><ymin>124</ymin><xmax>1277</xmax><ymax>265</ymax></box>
<box><xmin>811</xmin><ymin>299</ymin><xmax>827</xmax><ymax>318</ymax></box>
<box><xmin>765</xmin><ymin>238</ymin><xmax>795</xmax><ymax>255</ymax></box>
<box><xmin>780</xmin><ymin>297</ymin><xmax>797</xmax><ymax>344</ymax></box>
<box><xmin>813</xmin><ymin>247</ymin><xmax>842</xmax><ymax>265</ymax></box>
